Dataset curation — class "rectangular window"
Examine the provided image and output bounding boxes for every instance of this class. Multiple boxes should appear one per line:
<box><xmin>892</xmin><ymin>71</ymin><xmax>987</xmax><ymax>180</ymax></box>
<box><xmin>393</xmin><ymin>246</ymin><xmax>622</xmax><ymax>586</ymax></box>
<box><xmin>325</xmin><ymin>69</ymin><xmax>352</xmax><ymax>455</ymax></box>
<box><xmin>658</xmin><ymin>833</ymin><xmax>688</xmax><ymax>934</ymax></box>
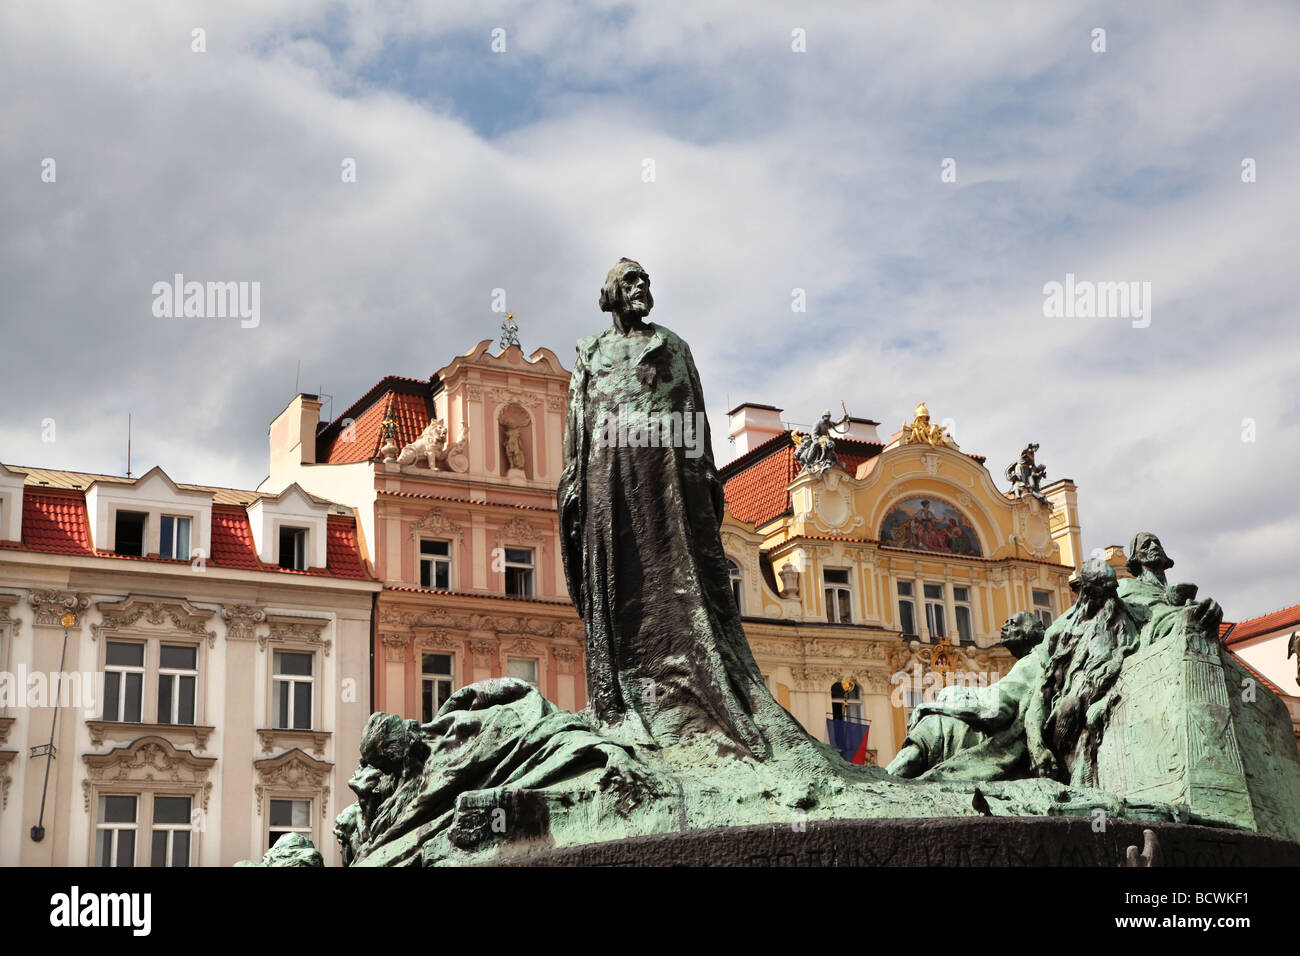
<box><xmin>114</xmin><ymin>511</ymin><xmax>147</xmax><ymax>557</ymax></box>
<box><xmin>503</xmin><ymin>547</ymin><xmax>534</xmax><ymax>598</ymax></box>
<box><xmin>824</xmin><ymin>568</ymin><xmax>852</xmax><ymax>624</ymax></box>
<box><xmin>150</xmin><ymin>795</ymin><xmax>192</xmax><ymax>867</ymax></box>
<box><xmin>279</xmin><ymin>527</ymin><xmax>307</xmax><ymax>570</ymax></box>
<box><xmin>268</xmin><ymin>798</ymin><xmax>312</xmax><ymax>849</ymax></box>
<box><xmin>727</xmin><ymin>560</ymin><xmax>743</xmax><ymax>614</ymax></box>
<box><xmin>103</xmin><ymin>641</ymin><xmax>145</xmax><ymax>722</ymax></box>
<box><xmin>95</xmin><ymin>795</ymin><xmax>138</xmax><ymax>867</ymax></box>
<box><xmin>273</xmin><ymin>650</ymin><xmax>313</xmax><ymax>730</ymax></box>
<box><xmin>160</xmin><ymin>515</ymin><xmax>191</xmax><ymax>561</ymax></box>
<box><xmin>157</xmin><ymin>644</ymin><xmax>197</xmax><ymax>725</ymax></box>
<box><xmin>953</xmin><ymin>586</ymin><xmax>973</xmax><ymax>644</ymax></box>
<box><xmin>506</xmin><ymin>657</ymin><xmax>538</xmax><ymax>686</ymax></box>
<box><xmin>421</xmin><ymin>653</ymin><xmax>455</xmax><ymax>722</ymax></box>
<box><xmin>419</xmin><ymin>539</ymin><xmax>451</xmax><ymax>590</ymax></box>
<box><xmin>924</xmin><ymin>583</ymin><xmax>947</xmax><ymax>640</ymax></box>
<box><xmin>1032</xmin><ymin>589</ymin><xmax>1055</xmax><ymax>627</ymax></box>
<box><xmin>897</xmin><ymin>580</ymin><xmax>916</xmax><ymax>636</ymax></box>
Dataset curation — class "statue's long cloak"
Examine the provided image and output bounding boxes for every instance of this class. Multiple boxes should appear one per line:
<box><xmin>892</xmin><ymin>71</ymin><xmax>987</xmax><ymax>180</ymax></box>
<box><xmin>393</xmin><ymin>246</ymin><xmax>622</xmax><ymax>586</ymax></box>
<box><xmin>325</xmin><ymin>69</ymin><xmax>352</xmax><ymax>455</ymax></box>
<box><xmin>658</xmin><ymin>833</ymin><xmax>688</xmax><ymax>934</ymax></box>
<box><xmin>558</xmin><ymin>323</ymin><xmax>813</xmax><ymax>762</ymax></box>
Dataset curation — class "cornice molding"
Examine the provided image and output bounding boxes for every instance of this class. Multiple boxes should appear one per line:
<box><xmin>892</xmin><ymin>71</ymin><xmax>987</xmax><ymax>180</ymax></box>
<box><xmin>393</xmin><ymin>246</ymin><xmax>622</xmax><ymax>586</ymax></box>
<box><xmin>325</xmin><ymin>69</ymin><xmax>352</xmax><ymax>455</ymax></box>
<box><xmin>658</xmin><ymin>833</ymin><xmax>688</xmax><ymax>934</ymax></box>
<box><xmin>253</xmin><ymin>748</ymin><xmax>334</xmax><ymax>819</ymax></box>
<box><xmin>92</xmin><ymin>595</ymin><xmax>217</xmax><ymax>648</ymax></box>
<box><xmin>82</xmin><ymin>735</ymin><xmax>216</xmax><ymax>811</ymax></box>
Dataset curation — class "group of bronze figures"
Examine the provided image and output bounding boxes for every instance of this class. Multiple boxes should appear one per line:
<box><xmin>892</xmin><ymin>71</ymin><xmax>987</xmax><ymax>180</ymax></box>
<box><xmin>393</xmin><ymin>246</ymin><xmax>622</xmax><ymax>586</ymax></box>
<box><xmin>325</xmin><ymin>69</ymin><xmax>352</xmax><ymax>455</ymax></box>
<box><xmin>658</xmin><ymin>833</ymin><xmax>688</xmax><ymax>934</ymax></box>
<box><xmin>886</xmin><ymin>531</ymin><xmax>1223</xmax><ymax>786</ymax></box>
<box><xmin>311</xmin><ymin>259</ymin><xmax>1289</xmax><ymax>867</ymax></box>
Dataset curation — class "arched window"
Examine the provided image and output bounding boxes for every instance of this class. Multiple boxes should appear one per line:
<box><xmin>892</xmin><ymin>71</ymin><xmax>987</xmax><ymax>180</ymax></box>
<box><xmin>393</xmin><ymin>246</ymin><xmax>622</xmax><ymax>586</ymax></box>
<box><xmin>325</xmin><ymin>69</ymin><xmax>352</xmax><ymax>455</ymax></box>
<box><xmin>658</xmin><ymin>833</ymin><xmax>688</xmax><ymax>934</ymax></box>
<box><xmin>727</xmin><ymin>559</ymin><xmax>743</xmax><ymax>614</ymax></box>
<box><xmin>830</xmin><ymin>679</ymin><xmax>862</xmax><ymax>722</ymax></box>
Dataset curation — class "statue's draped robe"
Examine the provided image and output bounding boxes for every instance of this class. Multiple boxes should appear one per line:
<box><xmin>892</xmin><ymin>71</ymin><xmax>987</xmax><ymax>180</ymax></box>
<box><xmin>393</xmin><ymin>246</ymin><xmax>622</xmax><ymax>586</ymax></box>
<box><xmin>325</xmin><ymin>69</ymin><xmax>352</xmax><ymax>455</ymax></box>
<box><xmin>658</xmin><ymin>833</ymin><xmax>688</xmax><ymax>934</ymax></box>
<box><xmin>1026</xmin><ymin>595</ymin><xmax>1141</xmax><ymax>787</ymax></box>
<box><xmin>898</xmin><ymin>647</ymin><xmax>1045</xmax><ymax>781</ymax></box>
<box><xmin>559</xmin><ymin>324</ymin><xmax>815</xmax><ymax>762</ymax></box>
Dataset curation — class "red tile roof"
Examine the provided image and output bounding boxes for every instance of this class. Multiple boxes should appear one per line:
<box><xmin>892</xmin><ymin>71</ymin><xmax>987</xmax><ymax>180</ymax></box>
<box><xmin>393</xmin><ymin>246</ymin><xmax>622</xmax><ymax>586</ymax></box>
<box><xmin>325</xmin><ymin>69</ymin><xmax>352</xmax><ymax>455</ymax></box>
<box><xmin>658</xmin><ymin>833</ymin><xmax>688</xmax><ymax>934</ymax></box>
<box><xmin>326</xmin><ymin>515</ymin><xmax>371</xmax><ymax>579</ymax></box>
<box><xmin>20</xmin><ymin>488</ymin><xmax>94</xmax><ymax>555</ymax></box>
<box><xmin>1222</xmin><ymin>604</ymin><xmax>1300</xmax><ymax>645</ymax></box>
<box><xmin>721</xmin><ymin>434</ymin><xmax>885</xmax><ymax>529</ymax></box>
<box><xmin>317</xmin><ymin>377</ymin><xmax>433</xmax><ymax>464</ymax></box>
<box><xmin>6</xmin><ymin>493</ymin><xmax>373</xmax><ymax>582</ymax></box>
<box><xmin>209</xmin><ymin>504</ymin><xmax>262</xmax><ymax>570</ymax></box>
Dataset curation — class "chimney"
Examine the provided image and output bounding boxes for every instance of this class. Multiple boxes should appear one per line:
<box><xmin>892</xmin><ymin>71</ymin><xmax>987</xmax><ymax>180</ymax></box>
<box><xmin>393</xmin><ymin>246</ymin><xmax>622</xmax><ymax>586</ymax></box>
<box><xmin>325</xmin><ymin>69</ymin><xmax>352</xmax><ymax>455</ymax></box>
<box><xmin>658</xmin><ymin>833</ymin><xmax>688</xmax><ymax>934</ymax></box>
<box><xmin>843</xmin><ymin>416</ymin><xmax>882</xmax><ymax>444</ymax></box>
<box><xmin>269</xmin><ymin>394</ymin><xmax>323</xmax><ymax>478</ymax></box>
<box><xmin>727</xmin><ymin>403</ymin><xmax>785</xmax><ymax>456</ymax></box>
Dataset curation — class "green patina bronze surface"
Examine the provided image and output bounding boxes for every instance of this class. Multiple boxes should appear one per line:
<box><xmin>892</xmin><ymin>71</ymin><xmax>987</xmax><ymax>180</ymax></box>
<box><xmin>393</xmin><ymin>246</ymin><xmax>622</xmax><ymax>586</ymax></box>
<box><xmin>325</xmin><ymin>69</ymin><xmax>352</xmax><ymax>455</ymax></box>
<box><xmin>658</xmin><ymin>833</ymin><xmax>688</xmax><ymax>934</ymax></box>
<box><xmin>325</xmin><ymin>262</ymin><xmax>1300</xmax><ymax>866</ymax></box>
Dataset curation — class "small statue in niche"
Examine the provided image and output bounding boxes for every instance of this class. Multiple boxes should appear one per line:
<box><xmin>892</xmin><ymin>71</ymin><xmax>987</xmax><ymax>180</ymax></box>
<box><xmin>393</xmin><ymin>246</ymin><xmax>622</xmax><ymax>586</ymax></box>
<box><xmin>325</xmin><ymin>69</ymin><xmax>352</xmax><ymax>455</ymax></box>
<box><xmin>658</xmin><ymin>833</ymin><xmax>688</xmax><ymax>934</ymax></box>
<box><xmin>792</xmin><ymin>403</ymin><xmax>851</xmax><ymax>475</ymax></box>
<box><xmin>503</xmin><ymin>424</ymin><xmax>526</xmax><ymax>473</ymax></box>
<box><xmin>1005</xmin><ymin>442</ymin><xmax>1049</xmax><ymax>506</ymax></box>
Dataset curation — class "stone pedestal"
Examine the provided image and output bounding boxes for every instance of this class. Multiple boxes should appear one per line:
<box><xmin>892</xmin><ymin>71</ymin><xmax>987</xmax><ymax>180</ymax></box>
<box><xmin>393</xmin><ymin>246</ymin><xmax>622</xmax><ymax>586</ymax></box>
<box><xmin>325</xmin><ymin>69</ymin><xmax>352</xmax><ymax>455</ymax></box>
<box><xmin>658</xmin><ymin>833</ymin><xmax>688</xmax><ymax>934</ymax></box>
<box><xmin>1096</xmin><ymin>626</ymin><xmax>1300</xmax><ymax>843</ymax></box>
<box><xmin>498</xmin><ymin>816</ymin><xmax>1300</xmax><ymax>867</ymax></box>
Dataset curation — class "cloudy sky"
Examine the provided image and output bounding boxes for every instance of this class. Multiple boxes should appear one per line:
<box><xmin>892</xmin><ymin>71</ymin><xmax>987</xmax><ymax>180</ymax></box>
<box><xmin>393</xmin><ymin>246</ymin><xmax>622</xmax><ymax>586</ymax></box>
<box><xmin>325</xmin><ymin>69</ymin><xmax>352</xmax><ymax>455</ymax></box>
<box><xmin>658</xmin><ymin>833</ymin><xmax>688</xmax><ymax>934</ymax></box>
<box><xmin>2</xmin><ymin>1</ymin><xmax>1297</xmax><ymax>618</ymax></box>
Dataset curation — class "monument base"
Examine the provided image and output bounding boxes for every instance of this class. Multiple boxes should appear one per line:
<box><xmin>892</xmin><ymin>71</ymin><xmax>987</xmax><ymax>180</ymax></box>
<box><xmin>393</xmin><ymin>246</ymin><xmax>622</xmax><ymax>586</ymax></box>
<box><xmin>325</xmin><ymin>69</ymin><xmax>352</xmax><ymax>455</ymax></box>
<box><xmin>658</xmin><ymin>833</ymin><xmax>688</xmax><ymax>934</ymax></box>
<box><xmin>496</xmin><ymin>816</ymin><xmax>1300</xmax><ymax>867</ymax></box>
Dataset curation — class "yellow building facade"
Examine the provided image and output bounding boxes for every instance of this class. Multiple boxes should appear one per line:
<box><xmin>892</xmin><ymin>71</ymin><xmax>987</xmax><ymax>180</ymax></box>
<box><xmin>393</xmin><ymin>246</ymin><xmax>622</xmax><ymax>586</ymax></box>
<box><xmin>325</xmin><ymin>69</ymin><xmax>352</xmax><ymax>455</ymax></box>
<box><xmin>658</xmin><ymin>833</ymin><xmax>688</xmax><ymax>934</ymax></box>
<box><xmin>720</xmin><ymin>402</ymin><xmax>1083</xmax><ymax>766</ymax></box>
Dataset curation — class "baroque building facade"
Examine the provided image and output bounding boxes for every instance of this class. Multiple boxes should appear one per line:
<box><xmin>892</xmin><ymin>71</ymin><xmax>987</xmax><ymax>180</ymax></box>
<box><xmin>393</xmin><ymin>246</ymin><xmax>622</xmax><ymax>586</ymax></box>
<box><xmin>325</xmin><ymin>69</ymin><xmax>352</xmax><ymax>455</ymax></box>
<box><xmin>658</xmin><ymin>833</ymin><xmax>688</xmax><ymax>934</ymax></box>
<box><xmin>0</xmin><ymin>463</ymin><xmax>377</xmax><ymax>866</ymax></box>
<box><xmin>261</xmin><ymin>339</ymin><xmax>586</xmax><ymax>727</ymax></box>
<box><xmin>718</xmin><ymin>402</ymin><xmax>1084</xmax><ymax>766</ymax></box>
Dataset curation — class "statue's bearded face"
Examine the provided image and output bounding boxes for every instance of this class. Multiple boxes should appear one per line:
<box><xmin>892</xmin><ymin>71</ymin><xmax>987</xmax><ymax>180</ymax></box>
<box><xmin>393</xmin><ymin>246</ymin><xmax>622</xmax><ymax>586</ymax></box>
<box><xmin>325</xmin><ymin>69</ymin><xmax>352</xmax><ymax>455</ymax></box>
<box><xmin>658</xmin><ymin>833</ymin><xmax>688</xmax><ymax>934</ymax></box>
<box><xmin>1134</xmin><ymin>534</ymin><xmax>1171</xmax><ymax>570</ymax></box>
<box><xmin>615</xmin><ymin>264</ymin><xmax>653</xmax><ymax>315</ymax></box>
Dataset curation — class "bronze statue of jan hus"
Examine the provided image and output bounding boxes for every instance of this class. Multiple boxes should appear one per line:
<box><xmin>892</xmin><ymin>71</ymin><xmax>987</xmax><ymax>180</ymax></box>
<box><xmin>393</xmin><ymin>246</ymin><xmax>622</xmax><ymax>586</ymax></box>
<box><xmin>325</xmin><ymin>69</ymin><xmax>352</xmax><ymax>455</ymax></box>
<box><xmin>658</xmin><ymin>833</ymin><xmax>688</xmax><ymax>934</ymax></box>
<box><xmin>558</xmin><ymin>258</ymin><xmax>822</xmax><ymax>763</ymax></box>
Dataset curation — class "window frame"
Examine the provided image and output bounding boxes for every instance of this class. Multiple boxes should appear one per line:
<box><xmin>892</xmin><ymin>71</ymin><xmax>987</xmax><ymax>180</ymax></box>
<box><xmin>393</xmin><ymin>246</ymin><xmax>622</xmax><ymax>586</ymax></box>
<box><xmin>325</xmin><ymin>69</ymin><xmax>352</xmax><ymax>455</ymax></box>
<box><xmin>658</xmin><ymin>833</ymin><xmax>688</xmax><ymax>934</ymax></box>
<box><xmin>271</xmin><ymin>648</ymin><xmax>316</xmax><ymax>731</ymax></box>
<box><xmin>113</xmin><ymin>509</ymin><xmax>149</xmax><ymax>557</ymax></box>
<box><xmin>823</xmin><ymin>567</ymin><xmax>853</xmax><ymax>624</ymax></box>
<box><xmin>896</xmin><ymin>580</ymin><xmax>917</xmax><ymax>637</ymax></box>
<box><xmin>103</xmin><ymin>640</ymin><xmax>146</xmax><ymax>723</ymax></box>
<box><xmin>278</xmin><ymin>526</ymin><xmax>308</xmax><ymax>571</ymax></box>
<box><xmin>503</xmin><ymin>547</ymin><xmax>535</xmax><ymax>598</ymax></box>
<box><xmin>94</xmin><ymin>793</ymin><xmax>140</xmax><ymax>867</ymax></box>
<box><xmin>98</xmin><ymin>633</ymin><xmax>205</xmax><ymax>727</ymax></box>
<box><xmin>419</xmin><ymin>538</ymin><xmax>453</xmax><ymax>590</ymax></box>
<box><xmin>156</xmin><ymin>643</ymin><xmax>198</xmax><ymax>726</ymax></box>
<box><xmin>953</xmin><ymin>585</ymin><xmax>973</xmax><ymax>645</ymax></box>
<box><xmin>159</xmin><ymin>514</ymin><xmax>192</xmax><ymax>561</ymax></box>
<box><xmin>149</xmin><ymin>794</ymin><xmax>194</xmax><ymax>868</ymax></box>
<box><xmin>266</xmin><ymin>797</ymin><xmax>314</xmax><ymax>851</ymax></box>
<box><xmin>727</xmin><ymin>559</ymin><xmax>743</xmax><ymax>614</ymax></box>
<box><xmin>420</xmin><ymin>651</ymin><xmax>456</xmax><ymax>722</ymax></box>
<box><xmin>1032</xmin><ymin>588</ymin><xmax>1055</xmax><ymax>627</ymax></box>
<box><xmin>923</xmin><ymin>582</ymin><xmax>947</xmax><ymax>640</ymax></box>
<box><xmin>506</xmin><ymin>656</ymin><xmax>539</xmax><ymax>686</ymax></box>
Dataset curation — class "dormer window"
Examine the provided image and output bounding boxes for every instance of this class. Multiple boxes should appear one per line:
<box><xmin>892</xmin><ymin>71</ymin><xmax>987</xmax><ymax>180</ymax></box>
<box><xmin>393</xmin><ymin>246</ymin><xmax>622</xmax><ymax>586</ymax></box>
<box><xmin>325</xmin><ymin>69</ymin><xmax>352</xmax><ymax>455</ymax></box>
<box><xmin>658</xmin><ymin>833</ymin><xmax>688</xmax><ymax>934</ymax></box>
<box><xmin>160</xmin><ymin>515</ymin><xmax>191</xmax><ymax>561</ymax></box>
<box><xmin>279</xmin><ymin>527</ymin><xmax>307</xmax><ymax>570</ymax></box>
<box><xmin>115</xmin><ymin>511</ymin><xmax>147</xmax><ymax>557</ymax></box>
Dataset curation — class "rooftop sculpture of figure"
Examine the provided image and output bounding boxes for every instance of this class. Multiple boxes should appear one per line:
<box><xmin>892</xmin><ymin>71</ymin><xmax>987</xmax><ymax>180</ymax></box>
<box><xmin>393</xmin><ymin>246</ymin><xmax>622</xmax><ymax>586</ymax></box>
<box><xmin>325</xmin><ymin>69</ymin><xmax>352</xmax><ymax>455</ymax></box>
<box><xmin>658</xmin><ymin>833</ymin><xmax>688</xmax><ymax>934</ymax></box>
<box><xmin>793</xmin><ymin>405</ymin><xmax>851</xmax><ymax>475</ymax></box>
<box><xmin>1005</xmin><ymin>442</ymin><xmax>1049</xmax><ymax>506</ymax></box>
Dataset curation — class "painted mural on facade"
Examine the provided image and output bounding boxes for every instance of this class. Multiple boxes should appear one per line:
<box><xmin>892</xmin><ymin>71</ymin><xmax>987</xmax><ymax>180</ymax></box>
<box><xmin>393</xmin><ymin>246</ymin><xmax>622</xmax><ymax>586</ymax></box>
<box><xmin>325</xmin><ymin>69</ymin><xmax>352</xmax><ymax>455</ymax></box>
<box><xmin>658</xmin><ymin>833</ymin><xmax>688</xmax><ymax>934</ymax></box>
<box><xmin>880</xmin><ymin>497</ymin><xmax>982</xmax><ymax>556</ymax></box>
